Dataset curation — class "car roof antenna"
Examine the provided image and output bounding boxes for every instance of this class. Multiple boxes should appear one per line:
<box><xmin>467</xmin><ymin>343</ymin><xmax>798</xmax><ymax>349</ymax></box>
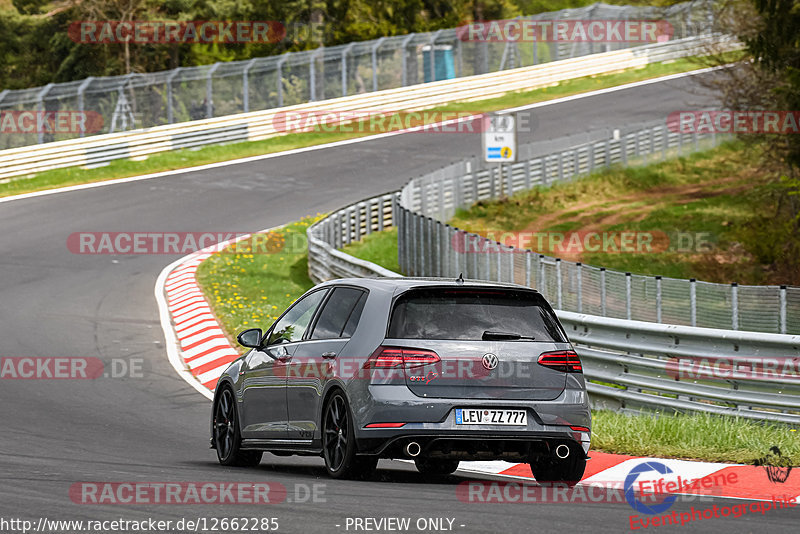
<box><xmin>456</xmin><ymin>273</ymin><xmax>464</xmax><ymax>285</ymax></box>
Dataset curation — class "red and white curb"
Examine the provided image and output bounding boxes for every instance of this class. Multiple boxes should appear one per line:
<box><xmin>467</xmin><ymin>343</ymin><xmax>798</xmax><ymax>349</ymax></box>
<box><xmin>456</xmin><ymin>452</ymin><xmax>800</xmax><ymax>502</ymax></box>
<box><xmin>154</xmin><ymin>233</ymin><xmax>798</xmax><ymax>502</ymax></box>
<box><xmin>155</xmin><ymin>234</ymin><xmax>261</xmax><ymax>401</ymax></box>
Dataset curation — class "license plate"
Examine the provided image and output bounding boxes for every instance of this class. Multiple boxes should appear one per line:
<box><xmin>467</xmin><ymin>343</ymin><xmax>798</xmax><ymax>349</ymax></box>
<box><xmin>455</xmin><ymin>408</ymin><xmax>527</xmax><ymax>426</ymax></box>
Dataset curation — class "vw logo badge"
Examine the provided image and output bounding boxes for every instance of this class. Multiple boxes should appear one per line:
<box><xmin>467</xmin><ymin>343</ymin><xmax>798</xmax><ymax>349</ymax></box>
<box><xmin>482</xmin><ymin>353</ymin><xmax>499</xmax><ymax>371</ymax></box>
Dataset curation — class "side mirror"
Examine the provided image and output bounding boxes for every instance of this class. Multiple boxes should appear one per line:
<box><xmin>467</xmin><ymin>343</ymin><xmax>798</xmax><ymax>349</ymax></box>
<box><xmin>237</xmin><ymin>328</ymin><xmax>263</xmax><ymax>349</ymax></box>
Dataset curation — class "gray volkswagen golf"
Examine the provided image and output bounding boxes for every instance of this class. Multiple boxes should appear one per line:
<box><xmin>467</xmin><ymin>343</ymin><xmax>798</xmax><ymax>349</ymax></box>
<box><xmin>211</xmin><ymin>277</ymin><xmax>590</xmax><ymax>481</ymax></box>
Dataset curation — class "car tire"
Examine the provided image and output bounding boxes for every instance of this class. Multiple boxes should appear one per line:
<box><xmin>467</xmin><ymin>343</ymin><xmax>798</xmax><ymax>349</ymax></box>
<box><xmin>529</xmin><ymin>443</ymin><xmax>585</xmax><ymax>485</ymax></box>
<box><xmin>322</xmin><ymin>391</ymin><xmax>369</xmax><ymax>479</ymax></box>
<box><xmin>414</xmin><ymin>458</ymin><xmax>460</xmax><ymax>476</ymax></box>
<box><xmin>213</xmin><ymin>386</ymin><xmax>263</xmax><ymax>467</ymax></box>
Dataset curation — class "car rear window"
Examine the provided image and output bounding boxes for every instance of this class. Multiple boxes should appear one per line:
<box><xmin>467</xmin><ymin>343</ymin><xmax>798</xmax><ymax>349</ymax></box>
<box><xmin>387</xmin><ymin>288</ymin><xmax>567</xmax><ymax>342</ymax></box>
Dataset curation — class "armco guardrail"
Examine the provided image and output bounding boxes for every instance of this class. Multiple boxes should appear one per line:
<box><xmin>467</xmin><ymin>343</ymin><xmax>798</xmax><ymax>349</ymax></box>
<box><xmin>560</xmin><ymin>311</ymin><xmax>800</xmax><ymax>424</ymax></box>
<box><xmin>0</xmin><ymin>34</ymin><xmax>738</xmax><ymax>181</ymax></box>
<box><xmin>0</xmin><ymin>0</ymin><xmax>716</xmax><ymax>149</ymax></box>
<box><xmin>306</xmin><ymin>124</ymin><xmax>800</xmax><ymax>422</ymax></box>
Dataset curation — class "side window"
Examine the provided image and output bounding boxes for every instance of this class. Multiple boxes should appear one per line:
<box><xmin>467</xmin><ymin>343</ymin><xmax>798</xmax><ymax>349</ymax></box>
<box><xmin>341</xmin><ymin>292</ymin><xmax>366</xmax><ymax>338</ymax></box>
<box><xmin>310</xmin><ymin>288</ymin><xmax>367</xmax><ymax>340</ymax></box>
<box><xmin>267</xmin><ymin>290</ymin><xmax>328</xmax><ymax>345</ymax></box>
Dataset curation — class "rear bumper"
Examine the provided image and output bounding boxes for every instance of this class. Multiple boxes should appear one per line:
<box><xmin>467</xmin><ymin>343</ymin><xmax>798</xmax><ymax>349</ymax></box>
<box><xmin>357</xmin><ymin>429</ymin><xmax>589</xmax><ymax>460</ymax></box>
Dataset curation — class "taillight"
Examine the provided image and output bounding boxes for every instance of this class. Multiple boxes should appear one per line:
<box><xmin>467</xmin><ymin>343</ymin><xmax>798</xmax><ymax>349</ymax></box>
<box><xmin>537</xmin><ymin>350</ymin><xmax>582</xmax><ymax>373</ymax></box>
<box><xmin>370</xmin><ymin>347</ymin><xmax>440</xmax><ymax>369</ymax></box>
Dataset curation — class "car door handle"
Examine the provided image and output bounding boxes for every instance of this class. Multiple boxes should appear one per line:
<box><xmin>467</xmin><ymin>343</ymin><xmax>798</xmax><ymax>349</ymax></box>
<box><xmin>322</xmin><ymin>351</ymin><xmax>337</xmax><ymax>359</ymax></box>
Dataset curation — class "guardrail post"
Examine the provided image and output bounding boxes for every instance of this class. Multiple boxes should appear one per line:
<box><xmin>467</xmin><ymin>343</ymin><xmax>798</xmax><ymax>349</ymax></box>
<box><xmin>731</xmin><ymin>282</ymin><xmax>739</xmax><ymax>330</ymax></box>
<box><xmin>600</xmin><ymin>267</ymin><xmax>607</xmax><ymax>316</ymax></box>
<box><xmin>539</xmin><ymin>255</ymin><xmax>545</xmax><ymax>298</ymax></box>
<box><xmin>656</xmin><ymin>275</ymin><xmax>662</xmax><ymax>323</ymax></box>
<box><xmin>400</xmin><ymin>33</ymin><xmax>416</xmax><ymax>86</ymax></box>
<box><xmin>242</xmin><ymin>59</ymin><xmax>257</xmax><ymax>113</ymax></box>
<box><xmin>76</xmin><ymin>77</ymin><xmax>94</xmax><ymax>137</ymax></box>
<box><xmin>556</xmin><ymin>259</ymin><xmax>563</xmax><ymax>309</ymax></box>
<box><xmin>780</xmin><ymin>285</ymin><xmax>787</xmax><ymax>334</ymax></box>
<box><xmin>371</xmin><ymin>37</ymin><xmax>386</xmax><ymax>92</ymax></box>
<box><xmin>206</xmin><ymin>63</ymin><xmax>221</xmax><ymax>118</ymax></box>
<box><xmin>36</xmin><ymin>83</ymin><xmax>54</xmax><ymax>144</ymax></box>
<box><xmin>626</xmin><ymin>272</ymin><xmax>632</xmax><ymax>320</ymax></box>
<box><xmin>690</xmin><ymin>278</ymin><xmax>697</xmax><ymax>327</ymax></box>
<box><xmin>577</xmin><ymin>262</ymin><xmax>583</xmax><ymax>313</ymax></box>
<box><xmin>276</xmin><ymin>54</ymin><xmax>289</xmax><ymax>107</ymax></box>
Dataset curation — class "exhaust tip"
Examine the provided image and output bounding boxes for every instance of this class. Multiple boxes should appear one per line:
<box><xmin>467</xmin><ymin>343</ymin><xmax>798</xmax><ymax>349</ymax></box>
<box><xmin>555</xmin><ymin>444</ymin><xmax>570</xmax><ymax>459</ymax></box>
<box><xmin>405</xmin><ymin>441</ymin><xmax>422</xmax><ymax>457</ymax></box>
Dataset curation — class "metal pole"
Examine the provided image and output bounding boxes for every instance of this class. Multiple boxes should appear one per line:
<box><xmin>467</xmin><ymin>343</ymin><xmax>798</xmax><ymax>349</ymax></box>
<box><xmin>780</xmin><ymin>285</ymin><xmax>787</xmax><ymax>334</ymax></box>
<box><xmin>166</xmin><ymin>68</ymin><xmax>181</xmax><ymax>124</ymax></box>
<box><xmin>242</xmin><ymin>58</ymin><xmax>257</xmax><ymax>113</ymax></box>
<box><xmin>656</xmin><ymin>276</ymin><xmax>662</xmax><ymax>323</ymax></box>
<box><xmin>371</xmin><ymin>37</ymin><xmax>386</xmax><ymax>92</ymax></box>
<box><xmin>36</xmin><ymin>83</ymin><xmax>54</xmax><ymax>144</ymax></box>
<box><xmin>341</xmin><ymin>43</ymin><xmax>355</xmax><ymax>97</ymax></box>
<box><xmin>690</xmin><ymin>278</ymin><xmax>697</xmax><ymax>327</ymax></box>
<box><xmin>600</xmin><ymin>267</ymin><xmax>607</xmax><ymax>316</ymax></box>
<box><xmin>309</xmin><ymin>48</ymin><xmax>324</xmax><ymax>102</ymax></box>
<box><xmin>206</xmin><ymin>63</ymin><xmax>221</xmax><ymax>118</ymax></box>
<box><xmin>556</xmin><ymin>259</ymin><xmax>563</xmax><ymax>309</ymax></box>
<box><xmin>401</xmin><ymin>33</ymin><xmax>416</xmax><ymax>87</ymax></box>
<box><xmin>76</xmin><ymin>77</ymin><xmax>94</xmax><ymax>137</ymax></box>
<box><xmin>526</xmin><ymin>250</ymin><xmax>532</xmax><ymax>288</ymax></box>
<box><xmin>576</xmin><ymin>263</ymin><xmax>583</xmax><ymax>313</ymax></box>
<box><xmin>625</xmin><ymin>272</ymin><xmax>632</xmax><ymax>320</ymax></box>
<box><xmin>731</xmin><ymin>283</ymin><xmax>738</xmax><ymax>330</ymax></box>
<box><xmin>539</xmin><ymin>255</ymin><xmax>545</xmax><ymax>298</ymax></box>
<box><xmin>276</xmin><ymin>54</ymin><xmax>288</xmax><ymax>107</ymax></box>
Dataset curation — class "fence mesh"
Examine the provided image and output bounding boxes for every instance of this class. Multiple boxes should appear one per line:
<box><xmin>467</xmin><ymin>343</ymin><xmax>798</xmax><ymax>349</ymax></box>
<box><xmin>0</xmin><ymin>0</ymin><xmax>716</xmax><ymax>150</ymax></box>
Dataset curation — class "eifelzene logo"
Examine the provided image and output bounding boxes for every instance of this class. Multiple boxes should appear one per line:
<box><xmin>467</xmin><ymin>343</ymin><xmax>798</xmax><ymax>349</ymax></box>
<box><xmin>753</xmin><ymin>446</ymin><xmax>793</xmax><ymax>484</ymax></box>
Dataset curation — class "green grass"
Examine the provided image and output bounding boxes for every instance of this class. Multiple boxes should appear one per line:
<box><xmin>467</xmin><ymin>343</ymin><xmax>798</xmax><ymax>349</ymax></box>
<box><xmin>592</xmin><ymin>410</ymin><xmax>800</xmax><ymax>464</ymax></box>
<box><xmin>194</xmin><ymin>216</ymin><xmax>319</xmax><ymax>347</ymax></box>
<box><xmin>341</xmin><ymin>227</ymin><xmax>402</xmax><ymax>274</ymax></box>
<box><xmin>446</xmin><ymin>140</ymin><xmax>797</xmax><ymax>285</ymax></box>
<box><xmin>1</xmin><ymin>54</ymin><xmax>730</xmax><ymax>199</ymax></box>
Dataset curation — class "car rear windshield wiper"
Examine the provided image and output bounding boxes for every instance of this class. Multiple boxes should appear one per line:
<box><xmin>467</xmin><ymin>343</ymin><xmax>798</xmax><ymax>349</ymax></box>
<box><xmin>482</xmin><ymin>330</ymin><xmax>536</xmax><ymax>341</ymax></box>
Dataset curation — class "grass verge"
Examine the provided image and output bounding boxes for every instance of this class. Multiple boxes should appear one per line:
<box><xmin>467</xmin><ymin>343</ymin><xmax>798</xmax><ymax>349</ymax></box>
<box><xmin>592</xmin><ymin>410</ymin><xmax>799</xmax><ymax>465</ymax></box>
<box><xmin>195</xmin><ymin>216</ymin><xmax>320</xmax><ymax>347</ymax></box>
<box><xmin>448</xmin><ymin>140</ymin><xmax>799</xmax><ymax>285</ymax></box>
<box><xmin>2</xmin><ymin>54</ymin><xmax>721</xmax><ymax>199</ymax></box>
